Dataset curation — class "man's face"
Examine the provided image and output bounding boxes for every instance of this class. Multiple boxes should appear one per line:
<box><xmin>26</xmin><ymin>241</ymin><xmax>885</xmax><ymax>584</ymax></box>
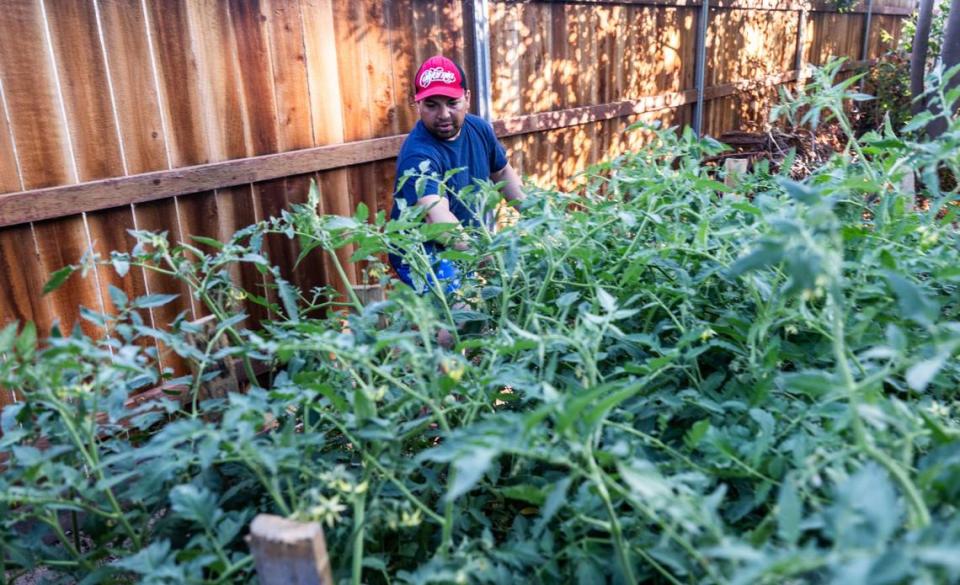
<box><xmin>417</xmin><ymin>91</ymin><xmax>470</xmax><ymax>140</ymax></box>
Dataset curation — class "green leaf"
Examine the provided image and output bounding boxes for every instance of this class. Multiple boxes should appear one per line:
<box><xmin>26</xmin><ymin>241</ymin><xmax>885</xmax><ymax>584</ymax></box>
<box><xmin>778</xmin><ymin>178</ymin><xmax>819</xmax><ymax>205</ymax></box>
<box><xmin>277</xmin><ymin>278</ymin><xmax>300</xmax><ymax>323</ymax></box>
<box><xmin>533</xmin><ymin>477</ymin><xmax>572</xmax><ymax>535</ymax></box>
<box><xmin>693</xmin><ymin>177</ymin><xmax>735</xmax><ymax>193</ymax></box>
<box><xmin>132</xmin><ymin>294</ymin><xmax>179</xmax><ymax>309</ymax></box>
<box><xmin>108</xmin><ymin>284</ymin><xmax>128</xmax><ymax>310</ymax></box>
<box><xmin>15</xmin><ymin>322</ymin><xmax>36</xmax><ymax>358</ymax></box>
<box><xmin>884</xmin><ymin>272</ymin><xmax>939</xmax><ymax>326</ymax></box>
<box><xmin>110</xmin><ymin>254</ymin><xmax>130</xmax><ymax>277</ymax></box>
<box><xmin>596</xmin><ymin>287</ymin><xmax>617</xmax><ymax>313</ymax></box>
<box><xmin>905</xmin><ymin>354</ymin><xmax>947</xmax><ymax>392</ymax></box>
<box><xmin>420</xmin><ymin>222</ymin><xmax>457</xmax><ymax>239</ymax></box>
<box><xmin>902</xmin><ymin>112</ymin><xmax>933</xmax><ymax>133</ymax></box>
<box><xmin>355</xmin><ymin>202</ymin><xmax>369</xmax><ymax>223</ymax></box>
<box><xmin>727</xmin><ymin>241</ymin><xmax>784</xmax><ymax>278</ymax></box>
<box><xmin>445</xmin><ymin>447</ymin><xmax>497</xmax><ymax>502</ymax></box>
<box><xmin>777</xmin><ymin>475</ymin><xmax>802</xmax><ymax>545</ymax></box>
<box><xmin>113</xmin><ymin>541</ymin><xmax>181</xmax><ymax>577</ymax></box>
<box><xmin>43</xmin><ymin>265</ymin><xmax>76</xmax><ymax>295</ymax></box>
<box><xmin>556</xmin><ymin>292</ymin><xmax>580</xmax><ymax>308</ymax></box>
<box><xmin>500</xmin><ymin>484</ymin><xmax>546</xmax><ymax>506</ymax></box>
<box><xmin>170</xmin><ymin>484</ymin><xmax>218</xmax><ymax>528</ymax></box>
<box><xmin>0</xmin><ymin>321</ymin><xmax>18</xmax><ymax>353</ymax></box>
<box><xmin>684</xmin><ymin>419</ymin><xmax>711</xmax><ymax>449</ymax></box>
<box><xmin>189</xmin><ymin>235</ymin><xmax>224</xmax><ymax>250</ymax></box>
<box><xmin>779</xmin><ymin>370</ymin><xmax>835</xmax><ymax>398</ymax></box>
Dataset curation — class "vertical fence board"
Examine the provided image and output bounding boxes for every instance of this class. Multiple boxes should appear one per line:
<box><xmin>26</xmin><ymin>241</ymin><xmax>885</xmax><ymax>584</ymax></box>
<box><xmin>100</xmin><ymin>0</ymin><xmax>191</xmax><ymax>374</ymax></box>
<box><xmin>365</xmin><ymin>0</ymin><xmax>401</xmax><ymax>140</ymax></box>
<box><xmin>385</xmin><ymin>0</ymin><xmax>417</xmax><ymax>133</ymax></box>
<box><xmin>301</xmin><ymin>0</ymin><xmax>356</xmax><ymax>294</ymax></box>
<box><xmin>45</xmin><ymin>0</ymin><xmax>124</xmax><ymax>182</ymax></box>
<box><xmin>0</xmin><ymin>0</ymin><xmax>71</xmax><ymax>190</ymax></box>
<box><xmin>224</xmin><ymin>0</ymin><xmax>281</xmax><ymax>324</ymax></box>
<box><xmin>46</xmin><ymin>0</ymin><xmax>153</xmax><ymax>331</ymax></box>
<box><xmin>263</xmin><ymin>0</ymin><xmax>328</xmax><ymax>303</ymax></box>
<box><xmin>97</xmin><ymin>0</ymin><xmax>168</xmax><ymax>175</ymax></box>
<box><xmin>266</xmin><ymin>0</ymin><xmax>315</xmax><ymax>153</ymax></box>
<box><xmin>0</xmin><ymin>83</ymin><xmax>21</xmax><ymax>195</ymax></box>
<box><xmin>489</xmin><ymin>2</ymin><xmax>522</xmax><ymax>119</ymax></box>
<box><xmin>146</xmin><ymin>0</ymin><xmax>207</xmax><ymax>168</ymax></box>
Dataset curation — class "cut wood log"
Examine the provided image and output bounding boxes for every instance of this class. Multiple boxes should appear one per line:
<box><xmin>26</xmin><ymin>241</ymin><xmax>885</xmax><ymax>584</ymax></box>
<box><xmin>247</xmin><ymin>514</ymin><xmax>334</xmax><ymax>585</ymax></box>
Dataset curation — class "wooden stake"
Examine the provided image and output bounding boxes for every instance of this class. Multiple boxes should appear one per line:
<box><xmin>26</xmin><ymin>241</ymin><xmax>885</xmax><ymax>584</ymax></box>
<box><xmin>247</xmin><ymin>514</ymin><xmax>334</xmax><ymax>585</ymax></box>
<box><xmin>723</xmin><ymin>158</ymin><xmax>749</xmax><ymax>201</ymax></box>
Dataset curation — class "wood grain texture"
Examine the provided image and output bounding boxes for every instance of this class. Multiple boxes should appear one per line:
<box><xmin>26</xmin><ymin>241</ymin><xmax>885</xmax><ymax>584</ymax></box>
<box><xmin>0</xmin><ymin>135</ymin><xmax>408</xmax><ymax>227</ymax></box>
<box><xmin>133</xmin><ymin>198</ymin><xmax>198</xmax><ymax>371</ymax></box>
<box><xmin>300</xmin><ymin>0</ymin><xmax>356</xmax><ymax>293</ymax></box>
<box><xmin>0</xmin><ymin>79</ymin><xmax>22</xmax><ymax>194</ymax></box>
<box><xmin>385</xmin><ymin>0</ymin><xmax>418</xmax><ymax>133</ymax></box>
<box><xmin>96</xmin><ymin>0</ymin><xmax>168</xmax><ymax>175</ymax></box>
<box><xmin>300</xmin><ymin>0</ymin><xmax>346</xmax><ymax>148</ymax></box>
<box><xmin>145</xmin><ymin>0</ymin><xmax>208</xmax><ymax>168</ymax></box>
<box><xmin>0</xmin><ymin>0</ymin><xmax>72</xmax><ymax>189</ymax></box>
<box><xmin>45</xmin><ymin>0</ymin><xmax>124</xmax><ymax>182</ymax></box>
<box><xmin>0</xmin><ymin>225</ymin><xmax>52</xmax><ymax>329</ymax></box>
<box><xmin>265</xmin><ymin>0</ymin><xmax>314</xmax><ymax>153</ymax></box>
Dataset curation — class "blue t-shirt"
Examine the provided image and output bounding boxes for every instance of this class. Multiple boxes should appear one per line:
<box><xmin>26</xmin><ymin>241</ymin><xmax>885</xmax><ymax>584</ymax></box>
<box><xmin>389</xmin><ymin>114</ymin><xmax>508</xmax><ymax>270</ymax></box>
<box><xmin>390</xmin><ymin>114</ymin><xmax>508</xmax><ymax>227</ymax></box>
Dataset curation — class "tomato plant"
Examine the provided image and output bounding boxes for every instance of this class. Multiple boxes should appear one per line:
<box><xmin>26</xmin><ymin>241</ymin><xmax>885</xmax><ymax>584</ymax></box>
<box><xmin>2</xmin><ymin>63</ymin><xmax>959</xmax><ymax>584</ymax></box>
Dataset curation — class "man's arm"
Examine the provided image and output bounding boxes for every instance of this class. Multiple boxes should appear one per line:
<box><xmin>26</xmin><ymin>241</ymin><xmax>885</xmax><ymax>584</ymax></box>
<box><xmin>490</xmin><ymin>162</ymin><xmax>524</xmax><ymax>203</ymax></box>
<box><xmin>416</xmin><ymin>194</ymin><xmax>469</xmax><ymax>250</ymax></box>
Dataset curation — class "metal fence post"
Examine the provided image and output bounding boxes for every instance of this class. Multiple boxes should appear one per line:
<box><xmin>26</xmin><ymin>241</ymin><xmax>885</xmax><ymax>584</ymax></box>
<box><xmin>465</xmin><ymin>0</ymin><xmax>494</xmax><ymax>122</ymax></box>
<box><xmin>693</xmin><ymin>0</ymin><xmax>711</xmax><ymax>136</ymax></box>
<box><xmin>861</xmin><ymin>0</ymin><xmax>876</xmax><ymax>62</ymax></box>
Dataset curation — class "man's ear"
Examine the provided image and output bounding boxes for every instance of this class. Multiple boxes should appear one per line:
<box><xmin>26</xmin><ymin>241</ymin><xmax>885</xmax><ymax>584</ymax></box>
<box><xmin>463</xmin><ymin>90</ymin><xmax>471</xmax><ymax>108</ymax></box>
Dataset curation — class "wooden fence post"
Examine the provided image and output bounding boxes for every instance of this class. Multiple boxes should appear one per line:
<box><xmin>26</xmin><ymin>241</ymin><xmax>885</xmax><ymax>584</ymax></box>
<box><xmin>247</xmin><ymin>514</ymin><xmax>334</xmax><ymax>585</ymax></box>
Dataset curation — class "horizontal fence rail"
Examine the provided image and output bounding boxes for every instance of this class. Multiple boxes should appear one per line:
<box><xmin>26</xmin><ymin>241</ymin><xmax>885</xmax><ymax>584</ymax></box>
<box><xmin>0</xmin><ymin>59</ymin><xmax>874</xmax><ymax>227</ymax></box>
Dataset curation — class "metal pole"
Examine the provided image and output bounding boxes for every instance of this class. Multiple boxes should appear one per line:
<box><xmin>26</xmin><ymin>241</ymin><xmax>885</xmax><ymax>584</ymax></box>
<box><xmin>860</xmin><ymin>0</ymin><xmax>875</xmax><ymax>62</ymax></box>
<box><xmin>471</xmin><ymin>0</ymin><xmax>494</xmax><ymax>122</ymax></box>
<box><xmin>693</xmin><ymin>0</ymin><xmax>711</xmax><ymax>136</ymax></box>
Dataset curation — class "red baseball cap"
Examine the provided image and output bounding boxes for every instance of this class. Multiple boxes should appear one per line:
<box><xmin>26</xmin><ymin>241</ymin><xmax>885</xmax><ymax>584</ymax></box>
<box><xmin>414</xmin><ymin>56</ymin><xmax>466</xmax><ymax>102</ymax></box>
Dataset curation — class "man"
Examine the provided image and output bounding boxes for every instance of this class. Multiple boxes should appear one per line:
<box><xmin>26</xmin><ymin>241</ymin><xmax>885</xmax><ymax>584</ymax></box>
<box><xmin>389</xmin><ymin>55</ymin><xmax>524</xmax><ymax>291</ymax></box>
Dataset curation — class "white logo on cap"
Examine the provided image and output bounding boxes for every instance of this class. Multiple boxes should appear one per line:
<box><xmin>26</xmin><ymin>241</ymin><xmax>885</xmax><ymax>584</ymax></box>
<box><xmin>418</xmin><ymin>67</ymin><xmax>456</xmax><ymax>88</ymax></box>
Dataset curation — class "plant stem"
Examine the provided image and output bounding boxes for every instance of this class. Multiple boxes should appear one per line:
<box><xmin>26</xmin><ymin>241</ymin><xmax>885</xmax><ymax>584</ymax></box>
<box><xmin>351</xmin><ymin>469</ymin><xmax>369</xmax><ymax>585</ymax></box>
<box><xmin>828</xmin><ymin>283</ymin><xmax>930</xmax><ymax>528</ymax></box>
<box><xmin>586</xmin><ymin>446</ymin><xmax>636</xmax><ymax>584</ymax></box>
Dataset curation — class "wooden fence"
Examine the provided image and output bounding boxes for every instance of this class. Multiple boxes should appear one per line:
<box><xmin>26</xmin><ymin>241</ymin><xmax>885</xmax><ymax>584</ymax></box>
<box><xmin>0</xmin><ymin>0</ymin><xmax>911</xmax><ymax>405</ymax></box>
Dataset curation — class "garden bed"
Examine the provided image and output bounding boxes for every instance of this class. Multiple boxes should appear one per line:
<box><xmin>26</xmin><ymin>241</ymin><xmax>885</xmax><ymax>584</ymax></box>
<box><xmin>2</xmin><ymin>64</ymin><xmax>960</xmax><ymax>585</ymax></box>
